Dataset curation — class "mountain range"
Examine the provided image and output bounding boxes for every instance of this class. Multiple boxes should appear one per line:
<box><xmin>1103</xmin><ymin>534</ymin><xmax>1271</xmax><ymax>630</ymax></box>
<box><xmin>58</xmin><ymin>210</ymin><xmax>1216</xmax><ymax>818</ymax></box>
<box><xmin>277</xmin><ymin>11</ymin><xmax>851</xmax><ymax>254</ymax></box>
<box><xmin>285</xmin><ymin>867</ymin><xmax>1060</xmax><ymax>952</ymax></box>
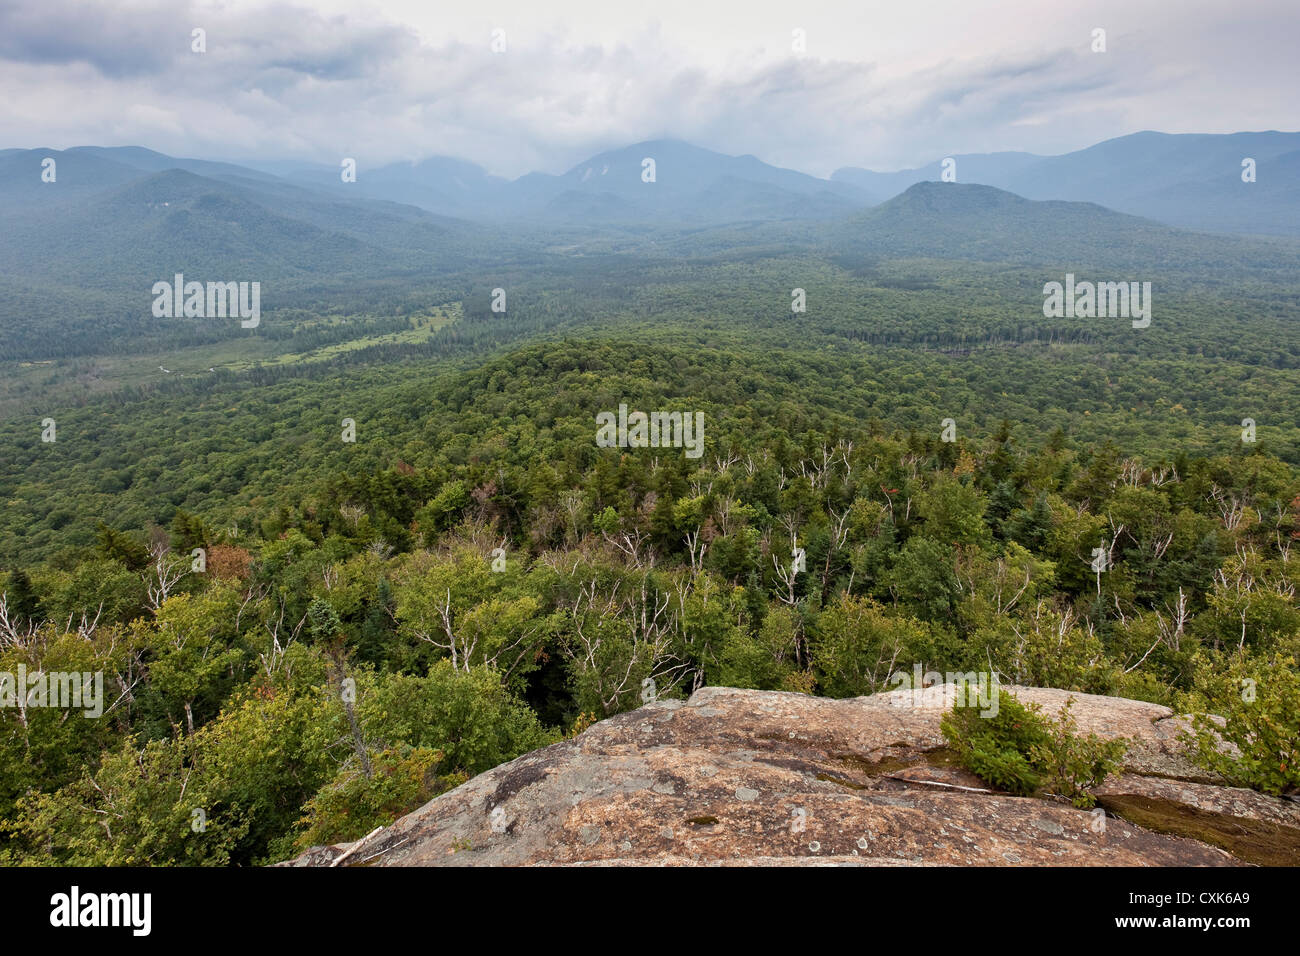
<box><xmin>832</xmin><ymin>131</ymin><xmax>1300</xmax><ymax>237</ymax></box>
<box><xmin>3</xmin><ymin>130</ymin><xmax>1298</xmax><ymax>361</ymax></box>
<box><xmin>3</xmin><ymin>130</ymin><xmax>1296</xmax><ymax>235</ymax></box>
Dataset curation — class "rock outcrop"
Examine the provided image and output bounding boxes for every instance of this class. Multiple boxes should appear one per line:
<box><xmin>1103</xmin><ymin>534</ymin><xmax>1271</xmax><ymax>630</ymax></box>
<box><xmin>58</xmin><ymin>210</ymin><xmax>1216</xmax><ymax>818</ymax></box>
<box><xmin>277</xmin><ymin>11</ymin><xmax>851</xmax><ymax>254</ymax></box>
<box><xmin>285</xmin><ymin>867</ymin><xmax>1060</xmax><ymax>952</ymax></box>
<box><xmin>285</xmin><ymin>685</ymin><xmax>1300</xmax><ymax>867</ymax></box>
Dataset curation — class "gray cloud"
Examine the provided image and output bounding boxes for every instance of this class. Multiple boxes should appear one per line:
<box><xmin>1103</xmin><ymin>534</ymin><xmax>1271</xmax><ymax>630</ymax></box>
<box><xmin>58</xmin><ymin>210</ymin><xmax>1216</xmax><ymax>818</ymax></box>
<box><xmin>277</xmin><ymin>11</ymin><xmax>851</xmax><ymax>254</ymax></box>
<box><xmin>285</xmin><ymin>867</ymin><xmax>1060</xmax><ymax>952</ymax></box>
<box><xmin>0</xmin><ymin>0</ymin><xmax>182</xmax><ymax>76</ymax></box>
<box><xmin>0</xmin><ymin>0</ymin><xmax>1295</xmax><ymax>178</ymax></box>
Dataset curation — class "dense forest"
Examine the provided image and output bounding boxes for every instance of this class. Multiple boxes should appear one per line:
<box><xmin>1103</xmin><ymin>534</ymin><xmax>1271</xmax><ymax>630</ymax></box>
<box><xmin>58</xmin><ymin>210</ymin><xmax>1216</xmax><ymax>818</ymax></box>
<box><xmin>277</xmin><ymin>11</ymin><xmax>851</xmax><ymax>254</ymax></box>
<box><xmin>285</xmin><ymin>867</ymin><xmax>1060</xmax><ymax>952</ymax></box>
<box><xmin>3</xmin><ymin>341</ymin><xmax>1299</xmax><ymax>862</ymax></box>
<box><xmin>2</xmin><ymin>173</ymin><xmax>1298</xmax><ymax>865</ymax></box>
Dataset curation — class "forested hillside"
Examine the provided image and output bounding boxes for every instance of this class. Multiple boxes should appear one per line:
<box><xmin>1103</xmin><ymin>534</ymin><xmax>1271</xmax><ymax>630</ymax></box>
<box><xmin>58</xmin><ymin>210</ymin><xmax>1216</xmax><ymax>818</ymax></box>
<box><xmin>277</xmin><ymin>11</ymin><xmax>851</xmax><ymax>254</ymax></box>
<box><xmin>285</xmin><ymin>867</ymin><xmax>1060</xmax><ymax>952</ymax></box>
<box><xmin>832</xmin><ymin>130</ymin><xmax>1300</xmax><ymax>237</ymax></box>
<box><xmin>1</xmin><ymin>173</ymin><xmax>1297</xmax><ymax>866</ymax></box>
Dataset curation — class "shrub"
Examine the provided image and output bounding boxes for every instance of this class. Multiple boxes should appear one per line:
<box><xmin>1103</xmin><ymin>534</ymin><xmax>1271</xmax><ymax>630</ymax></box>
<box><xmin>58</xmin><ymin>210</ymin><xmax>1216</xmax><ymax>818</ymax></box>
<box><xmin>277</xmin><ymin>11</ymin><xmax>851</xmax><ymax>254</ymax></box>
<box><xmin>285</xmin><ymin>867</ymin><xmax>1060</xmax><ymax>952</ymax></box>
<box><xmin>942</xmin><ymin>692</ymin><xmax>1127</xmax><ymax>807</ymax></box>
<box><xmin>941</xmin><ymin>691</ymin><xmax>1050</xmax><ymax>796</ymax></box>
<box><xmin>295</xmin><ymin>747</ymin><xmax>467</xmax><ymax>849</ymax></box>
<box><xmin>1185</xmin><ymin>648</ymin><xmax>1300</xmax><ymax>796</ymax></box>
<box><xmin>1032</xmin><ymin>698</ymin><xmax>1130</xmax><ymax>808</ymax></box>
<box><xmin>359</xmin><ymin>661</ymin><xmax>556</xmax><ymax>776</ymax></box>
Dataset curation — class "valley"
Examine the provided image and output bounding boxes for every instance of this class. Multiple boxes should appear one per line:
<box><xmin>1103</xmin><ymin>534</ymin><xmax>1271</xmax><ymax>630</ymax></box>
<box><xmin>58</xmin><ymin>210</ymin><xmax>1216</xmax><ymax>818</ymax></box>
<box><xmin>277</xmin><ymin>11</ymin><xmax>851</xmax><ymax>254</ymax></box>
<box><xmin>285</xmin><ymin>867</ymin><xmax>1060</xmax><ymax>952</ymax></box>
<box><xmin>1</xmin><ymin>132</ymin><xmax>1297</xmax><ymax>870</ymax></box>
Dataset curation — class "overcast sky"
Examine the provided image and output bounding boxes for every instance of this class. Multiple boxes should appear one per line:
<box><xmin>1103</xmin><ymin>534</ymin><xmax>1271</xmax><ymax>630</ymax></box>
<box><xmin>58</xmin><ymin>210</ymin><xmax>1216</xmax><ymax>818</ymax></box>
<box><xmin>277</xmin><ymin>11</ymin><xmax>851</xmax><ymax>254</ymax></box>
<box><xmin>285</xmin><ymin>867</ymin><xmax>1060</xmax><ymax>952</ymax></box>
<box><xmin>1</xmin><ymin>0</ymin><xmax>1295</xmax><ymax>178</ymax></box>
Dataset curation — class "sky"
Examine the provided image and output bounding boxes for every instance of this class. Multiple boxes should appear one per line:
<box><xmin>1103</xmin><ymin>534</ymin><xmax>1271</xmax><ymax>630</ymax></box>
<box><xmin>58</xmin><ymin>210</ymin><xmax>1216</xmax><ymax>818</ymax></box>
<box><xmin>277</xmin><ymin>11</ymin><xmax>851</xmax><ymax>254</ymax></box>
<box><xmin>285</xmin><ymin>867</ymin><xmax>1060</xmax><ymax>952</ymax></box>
<box><xmin>0</xmin><ymin>0</ymin><xmax>1295</xmax><ymax>179</ymax></box>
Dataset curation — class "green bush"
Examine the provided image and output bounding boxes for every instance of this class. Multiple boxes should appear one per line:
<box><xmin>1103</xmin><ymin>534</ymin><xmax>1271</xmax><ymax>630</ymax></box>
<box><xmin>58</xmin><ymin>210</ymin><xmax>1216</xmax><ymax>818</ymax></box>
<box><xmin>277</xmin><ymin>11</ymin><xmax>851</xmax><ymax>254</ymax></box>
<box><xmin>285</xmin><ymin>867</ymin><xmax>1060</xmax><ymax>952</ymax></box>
<box><xmin>359</xmin><ymin>662</ymin><xmax>556</xmax><ymax>776</ymax></box>
<box><xmin>1186</xmin><ymin>648</ymin><xmax>1300</xmax><ymax>796</ymax></box>
<box><xmin>1032</xmin><ymin>698</ymin><xmax>1130</xmax><ymax>808</ymax></box>
<box><xmin>295</xmin><ymin>747</ymin><xmax>467</xmax><ymax>849</ymax></box>
<box><xmin>941</xmin><ymin>692</ymin><xmax>1127</xmax><ymax>807</ymax></box>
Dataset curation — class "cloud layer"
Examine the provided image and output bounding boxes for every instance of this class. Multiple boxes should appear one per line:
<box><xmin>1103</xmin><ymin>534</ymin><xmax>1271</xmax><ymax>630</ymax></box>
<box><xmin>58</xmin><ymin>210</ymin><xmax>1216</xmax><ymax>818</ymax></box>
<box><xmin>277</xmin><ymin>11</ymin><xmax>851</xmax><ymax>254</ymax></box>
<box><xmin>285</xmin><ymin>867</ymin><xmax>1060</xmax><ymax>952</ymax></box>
<box><xmin>2</xmin><ymin>0</ymin><xmax>1296</xmax><ymax>178</ymax></box>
